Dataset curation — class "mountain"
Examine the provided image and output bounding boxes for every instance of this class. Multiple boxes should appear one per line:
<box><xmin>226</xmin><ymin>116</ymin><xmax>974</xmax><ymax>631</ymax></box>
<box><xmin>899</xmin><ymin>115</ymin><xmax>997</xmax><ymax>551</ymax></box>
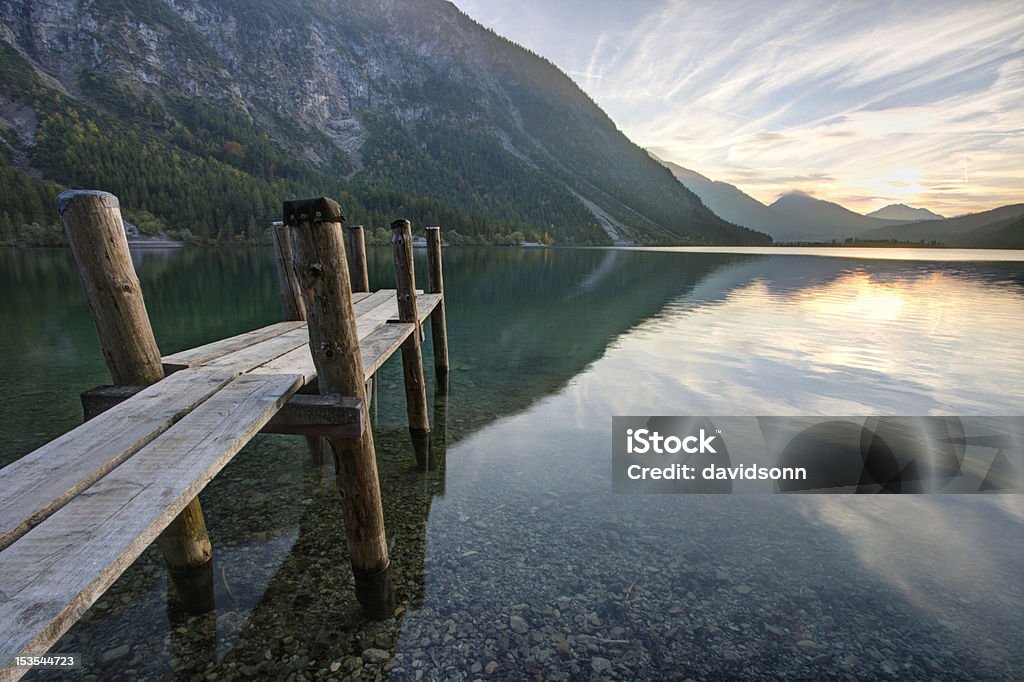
<box><xmin>656</xmin><ymin>158</ymin><xmax>943</xmax><ymax>243</ymax></box>
<box><xmin>770</xmin><ymin>191</ymin><xmax>908</xmax><ymax>240</ymax></box>
<box><xmin>657</xmin><ymin>159</ymin><xmax>834</xmax><ymax>242</ymax></box>
<box><xmin>959</xmin><ymin>214</ymin><xmax>1024</xmax><ymax>248</ymax></box>
<box><xmin>0</xmin><ymin>0</ymin><xmax>768</xmax><ymax>246</ymax></box>
<box><xmin>659</xmin><ymin>159</ymin><xmax>1020</xmax><ymax>248</ymax></box>
<box><xmin>859</xmin><ymin>204</ymin><xmax>1024</xmax><ymax>246</ymax></box>
<box><xmin>866</xmin><ymin>204</ymin><xmax>944</xmax><ymax>221</ymax></box>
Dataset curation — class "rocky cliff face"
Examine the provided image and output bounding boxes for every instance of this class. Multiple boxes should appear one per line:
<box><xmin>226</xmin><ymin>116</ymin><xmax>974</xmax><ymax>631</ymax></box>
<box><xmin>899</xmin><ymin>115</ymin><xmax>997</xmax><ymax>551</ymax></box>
<box><xmin>0</xmin><ymin>0</ymin><xmax>769</xmax><ymax>245</ymax></box>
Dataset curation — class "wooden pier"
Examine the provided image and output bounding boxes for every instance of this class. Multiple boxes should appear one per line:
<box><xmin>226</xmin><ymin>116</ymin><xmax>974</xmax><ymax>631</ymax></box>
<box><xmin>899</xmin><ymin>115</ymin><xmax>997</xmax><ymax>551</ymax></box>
<box><xmin>0</xmin><ymin>192</ymin><xmax>449</xmax><ymax>679</ymax></box>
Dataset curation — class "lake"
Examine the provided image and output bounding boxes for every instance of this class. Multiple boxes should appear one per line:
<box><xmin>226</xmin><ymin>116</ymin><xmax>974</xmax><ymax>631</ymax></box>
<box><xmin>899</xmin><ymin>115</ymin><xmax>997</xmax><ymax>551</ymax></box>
<box><xmin>2</xmin><ymin>246</ymin><xmax>1023</xmax><ymax>680</ymax></box>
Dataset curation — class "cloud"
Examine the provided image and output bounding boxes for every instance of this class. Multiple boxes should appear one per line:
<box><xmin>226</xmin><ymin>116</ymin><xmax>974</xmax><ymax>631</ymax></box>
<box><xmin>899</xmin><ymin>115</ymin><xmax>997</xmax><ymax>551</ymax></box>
<box><xmin>726</xmin><ymin>169</ymin><xmax>836</xmax><ymax>185</ymax></box>
<box><xmin>564</xmin><ymin>70</ymin><xmax>604</xmax><ymax>81</ymax></box>
<box><xmin>453</xmin><ymin>0</ymin><xmax>1024</xmax><ymax>214</ymax></box>
<box><xmin>801</xmin><ymin>496</ymin><xmax>1024</xmax><ymax>657</ymax></box>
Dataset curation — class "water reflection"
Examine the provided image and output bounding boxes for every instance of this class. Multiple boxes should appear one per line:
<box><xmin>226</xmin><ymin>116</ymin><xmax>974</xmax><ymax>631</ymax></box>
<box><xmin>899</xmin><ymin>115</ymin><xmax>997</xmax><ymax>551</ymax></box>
<box><xmin>802</xmin><ymin>495</ymin><xmax>1023</xmax><ymax>659</ymax></box>
<box><xmin>394</xmin><ymin>251</ymin><xmax>1024</xmax><ymax>679</ymax></box>
<box><xmin>0</xmin><ymin>247</ymin><xmax>282</xmax><ymax>463</ymax></box>
<box><xmin>3</xmin><ymin>246</ymin><xmax>1023</xmax><ymax>679</ymax></box>
<box><xmin>366</xmin><ymin>246</ymin><xmax>757</xmax><ymax>440</ymax></box>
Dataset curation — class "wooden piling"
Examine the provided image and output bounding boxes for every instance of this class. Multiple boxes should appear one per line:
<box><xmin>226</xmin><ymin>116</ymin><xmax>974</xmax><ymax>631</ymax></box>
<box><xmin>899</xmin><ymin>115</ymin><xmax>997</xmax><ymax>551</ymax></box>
<box><xmin>428</xmin><ymin>393</ymin><xmax>448</xmax><ymax>484</ymax></box>
<box><xmin>391</xmin><ymin>219</ymin><xmax>431</xmax><ymax>468</ymax></box>
<box><xmin>57</xmin><ymin>189</ymin><xmax>214</xmax><ymax>614</ymax></box>
<box><xmin>285</xmin><ymin>197</ymin><xmax>394</xmax><ymax>618</ymax></box>
<box><xmin>346</xmin><ymin>224</ymin><xmax>374</xmax><ymax>410</ymax></box>
<box><xmin>271</xmin><ymin>221</ymin><xmax>323</xmax><ymax>463</ymax></box>
<box><xmin>271</xmin><ymin>221</ymin><xmax>307</xmax><ymax>321</ymax></box>
<box><xmin>425</xmin><ymin>226</ymin><xmax>450</xmax><ymax>393</ymax></box>
<box><xmin>347</xmin><ymin>224</ymin><xmax>370</xmax><ymax>293</ymax></box>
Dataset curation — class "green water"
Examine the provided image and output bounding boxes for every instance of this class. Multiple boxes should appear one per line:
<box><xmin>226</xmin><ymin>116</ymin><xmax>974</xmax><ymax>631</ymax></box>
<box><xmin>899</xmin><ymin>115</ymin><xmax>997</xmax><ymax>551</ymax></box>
<box><xmin>2</xmin><ymin>246</ymin><xmax>1023</xmax><ymax>680</ymax></box>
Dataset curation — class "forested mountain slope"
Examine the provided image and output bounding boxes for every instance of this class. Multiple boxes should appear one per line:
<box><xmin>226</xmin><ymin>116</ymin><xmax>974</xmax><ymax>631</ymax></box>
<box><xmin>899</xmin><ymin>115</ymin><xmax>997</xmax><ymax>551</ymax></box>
<box><xmin>0</xmin><ymin>0</ymin><xmax>768</xmax><ymax>246</ymax></box>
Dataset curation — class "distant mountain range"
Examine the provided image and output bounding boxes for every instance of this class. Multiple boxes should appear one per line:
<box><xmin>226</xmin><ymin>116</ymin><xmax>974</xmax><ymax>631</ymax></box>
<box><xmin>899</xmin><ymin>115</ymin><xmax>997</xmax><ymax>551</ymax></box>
<box><xmin>658</xmin><ymin>162</ymin><xmax>818</xmax><ymax>242</ymax></box>
<box><xmin>659</xmin><ymin>157</ymin><xmax>1022</xmax><ymax>247</ymax></box>
<box><xmin>860</xmin><ymin>204</ymin><xmax>1024</xmax><ymax>248</ymax></box>
<box><xmin>769</xmin><ymin>191</ymin><xmax>909</xmax><ymax>239</ymax></box>
<box><xmin>657</xmin><ymin>158</ymin><xmax>910</xmax><ymax>242</ymax></box>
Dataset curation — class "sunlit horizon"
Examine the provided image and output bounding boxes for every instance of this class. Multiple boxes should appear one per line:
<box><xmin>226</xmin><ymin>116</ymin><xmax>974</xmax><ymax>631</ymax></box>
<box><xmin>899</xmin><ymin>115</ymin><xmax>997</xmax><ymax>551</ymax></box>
<box><xmin>453</xmin><ymin>0</ymin><xmax>1024</xmax><ymax>217</ymax></box>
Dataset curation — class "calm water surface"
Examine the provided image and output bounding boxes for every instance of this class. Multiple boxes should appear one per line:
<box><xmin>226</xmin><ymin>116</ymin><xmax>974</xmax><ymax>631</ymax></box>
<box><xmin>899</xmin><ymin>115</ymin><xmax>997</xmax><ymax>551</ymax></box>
<box><xmin>2</xmin><ymin>246</ymin><xmax>1022</xmax><ymax>680</ymax></box>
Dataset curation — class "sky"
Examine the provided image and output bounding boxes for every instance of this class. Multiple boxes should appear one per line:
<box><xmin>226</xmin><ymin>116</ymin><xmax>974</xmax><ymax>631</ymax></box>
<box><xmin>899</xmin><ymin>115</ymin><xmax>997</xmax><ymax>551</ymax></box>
<box><xmin>452</xmin><ymin>0</ymin><xmax>1024</xmax><ymax>216</ymax></box>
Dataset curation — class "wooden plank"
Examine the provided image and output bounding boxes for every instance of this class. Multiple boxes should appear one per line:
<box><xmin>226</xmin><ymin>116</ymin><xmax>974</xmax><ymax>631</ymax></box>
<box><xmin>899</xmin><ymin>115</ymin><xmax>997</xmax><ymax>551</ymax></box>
<box><xmin>352</xmin><ymin>289</ymin><xmax>394</xmax><ymax>314</ymax></box>
<box><xmin>234</xmin><ymin>299</ymin><xmax>413</xmax><ymax>382</ymax></box>
<box><xmin>355</xmin><ymin>295</ymin><xmax>400</xmax><ymax>330</ymax></box>
<box><xmin>374</xmin><ymin>297</ymin><xmax>433</xmax><ymax>378</ymax></box>
<box><xmin>350</xmin><ymin>290</ymin><xmax>425</xmax><ymax>335</ymax></box>
<box><xmin>248</xmin><ymin>344</ymin><xmax>318</xmax><ymax>381</ymax></box>
<box><xmin>262</xmin><ymin>394</ymin><xmax>364</xmax><ymax>438</ymax></box>
<box><xmin>0</xmin><ymin>372</ymin><xmax>304</xmax><ymax>673</ymax></box>
<box><xmin>0</xmin><ymin>368</ymin><xmax>232</xmax><ymax>552</ymax></box>
<box><xmin>245</xmin><ymin>318</ymin><xmax>417</xmax><ymax>386</ymax></box>
<box><xmin>202</xmin><ymin>327</ymin><xmax>312</xmax><ymax>373</ymax></box>
<box><xmin>363</xmin><ymin>322</ymin><xmax>416</xmax><ymax>377</ymax></box>
<box><xmin>166</xmin><ymin>292</ymin><xmax>404</xmax><ymax>376</ymax></box>
<box><xmin>255</xmin><ymin>296</ymin><xmax>433</xmax><ymax>387</ymax></box>
<box><xmin>162</xmin><ymin>292</ymin><xmax>408</xmax><ymax>375</ymax></box>
<box><xmin>414</xmin><ymin>293</ymin><xmax>442</xmax><ymax>322</ymax></box>
<box><xmin>158</xmin><ymin>288</ymin><xmax>399</xmax><ymax>368</ymax></box>
<box><xmin>80</xmin><ymin>385</ymin><xmax>364</xmax><ymax>439</ymax></box>
<box><xmin>80</xmin><ymin>384</ymin><xmax>144</xmax><ymax>421</ymax></box>
<box><xmin>162</xmin><ymin>321</ymin><xmax>306</xmax><ymax>371</ymax></box>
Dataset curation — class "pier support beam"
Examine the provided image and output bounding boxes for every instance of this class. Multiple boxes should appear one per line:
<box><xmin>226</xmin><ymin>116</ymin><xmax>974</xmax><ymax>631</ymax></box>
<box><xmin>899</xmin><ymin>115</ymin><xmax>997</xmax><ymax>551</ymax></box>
<box><xmin>285</xmin><ymin>197</ymin><xmax>394</xmax><ymax>619</ymax></box>
<box><xmin>271</xmin><ymin>221</ymin><xmax>308</xmax><ymax>321</ymax></box>
<box><xmin>346</xmin><ymin>224</ymin><xmax>375</xmax><ymax>407</ymax></box>
<box><xmin>347</xmin><ymin>224</ymin><xmax>370</xmax><ymax>293</ymax></box>
<box><xmin>425</xmin><ymin>226</ymin><xmax>450</xmax><ymax>394</ymax></box>
<box><xmin>391</xmin><ymin>219</ymin><xmax>431</xmax><ymax>469</ymax></box>
<box><xmin>57</xmin><ymin>189</ymin><xmax>214</xmax><ymax>614</ymax></box>
<box><xmin>429</xmin><ymin>392</ymin><xmax>449</xmax><ymax>482</ymax></box>
<box><xmin>271</xmin><ymin>221</ymin><xmax>324</xmax><ymax>463</ymax></box>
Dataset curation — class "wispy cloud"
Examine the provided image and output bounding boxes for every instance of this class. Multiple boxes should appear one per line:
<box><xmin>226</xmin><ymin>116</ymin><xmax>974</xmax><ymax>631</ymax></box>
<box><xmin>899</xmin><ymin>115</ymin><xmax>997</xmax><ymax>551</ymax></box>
<box><xmin>454</xmin><ymin>0</ymin><xmax>1024</xmax><ymax>214</ymax></box>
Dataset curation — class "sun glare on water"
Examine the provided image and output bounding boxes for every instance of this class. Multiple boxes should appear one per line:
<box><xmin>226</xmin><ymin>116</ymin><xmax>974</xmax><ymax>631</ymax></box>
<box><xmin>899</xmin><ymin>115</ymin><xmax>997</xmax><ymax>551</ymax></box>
<box><xmin>827</xmin><ymin>274</ymin><xmax>906</xmax><ymax>321</ymax></box>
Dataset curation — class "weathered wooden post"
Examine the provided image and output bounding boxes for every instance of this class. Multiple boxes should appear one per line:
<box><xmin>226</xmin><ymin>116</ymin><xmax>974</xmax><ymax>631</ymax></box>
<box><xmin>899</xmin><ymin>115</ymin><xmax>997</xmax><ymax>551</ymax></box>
<box><xmin>271</xmin><ymin>220</ymin><xmax>307</xmax><ymax>320</ymax></box>
<box><xmin>346</xmin><ymin>224</ymin><xmax>375</xmax><ymax>407</ymax></box>
<box><xmin>285</xmin><ymin>197</ymin><xmax>394</xmax><ymax>618</ymax></box>
<box><xmin>391</xmin><ymin>219</ymin><xmax>431</xmax><ymax>468</ymax></box>
<box><xmin>347</xmin><ymin>224</ymin><xmax>370</xmax><ymax>293</ymax></box>
<box><xmin>271</xmin><ymin>220</ymin><xmax>324</xmax><ymax>463</ymax></box>
<box><xmin>56</xmin><ymin>190</ymin><xmax>214</xmax><ymax>614</ymax></box>
<box><xmin>425</xmin><ymin>226</ymin><xmax>450</xmax><ymax>393</ymax></box>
